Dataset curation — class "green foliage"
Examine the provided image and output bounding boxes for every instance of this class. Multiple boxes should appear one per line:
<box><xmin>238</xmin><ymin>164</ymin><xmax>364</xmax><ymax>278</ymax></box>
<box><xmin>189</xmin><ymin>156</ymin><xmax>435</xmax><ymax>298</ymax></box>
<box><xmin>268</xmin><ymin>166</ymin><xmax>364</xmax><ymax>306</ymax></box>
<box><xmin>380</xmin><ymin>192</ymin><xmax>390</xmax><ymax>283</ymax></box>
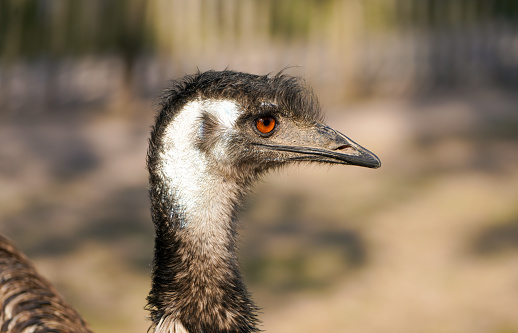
<box><xmin>0</xmin><ymin>0</ymin><xmax>153</xmax><ymax>61</ymax></box>
<box><xmin>2</xmin><ymin>0</ymin><xmax>517</xmax><ymax>61</ymax></box>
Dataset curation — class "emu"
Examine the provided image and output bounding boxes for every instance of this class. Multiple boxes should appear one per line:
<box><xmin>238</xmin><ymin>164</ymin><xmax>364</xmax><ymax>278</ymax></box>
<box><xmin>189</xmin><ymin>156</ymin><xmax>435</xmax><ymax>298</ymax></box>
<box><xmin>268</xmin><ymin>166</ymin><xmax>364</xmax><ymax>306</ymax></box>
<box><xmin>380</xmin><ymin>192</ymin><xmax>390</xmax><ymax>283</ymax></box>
<box><xmin>0</xmin><ymin>70</ymin><xmax>380</xmax><ymax>333</ymax></box>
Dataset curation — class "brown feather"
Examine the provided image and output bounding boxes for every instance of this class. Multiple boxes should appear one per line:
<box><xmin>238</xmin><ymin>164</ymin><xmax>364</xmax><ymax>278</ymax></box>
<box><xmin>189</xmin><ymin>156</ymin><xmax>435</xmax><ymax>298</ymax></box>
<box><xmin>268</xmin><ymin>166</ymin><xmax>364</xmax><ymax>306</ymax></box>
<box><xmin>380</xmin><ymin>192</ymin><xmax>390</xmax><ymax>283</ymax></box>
<box><xmin>0</xmin><ymin>235</ymin><xmax>91</xmax><ymax>333</ymax></box>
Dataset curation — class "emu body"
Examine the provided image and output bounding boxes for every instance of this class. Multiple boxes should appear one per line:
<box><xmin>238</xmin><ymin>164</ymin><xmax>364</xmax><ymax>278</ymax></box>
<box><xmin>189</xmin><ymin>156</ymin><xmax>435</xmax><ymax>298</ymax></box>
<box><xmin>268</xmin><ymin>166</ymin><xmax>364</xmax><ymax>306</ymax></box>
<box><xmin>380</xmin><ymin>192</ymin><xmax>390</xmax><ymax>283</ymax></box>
<box><xmin>0</xmin><ymin>235</ymin><xmax>91</xmax><ymax>333</ymax></box>
<box><xmin>0</xmin><ymin>70</ymin><xmax>380</xmax><ymax>333</ymax></box>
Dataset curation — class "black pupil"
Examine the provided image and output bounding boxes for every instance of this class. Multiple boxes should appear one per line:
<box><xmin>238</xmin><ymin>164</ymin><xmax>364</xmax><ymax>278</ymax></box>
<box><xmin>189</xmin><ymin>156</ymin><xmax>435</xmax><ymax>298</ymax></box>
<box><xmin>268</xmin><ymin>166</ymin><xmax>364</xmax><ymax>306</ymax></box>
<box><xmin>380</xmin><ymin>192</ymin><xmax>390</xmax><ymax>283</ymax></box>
<box><xmin>262</xmin><ymin>118</ymin><xmax>272</xmax><ymax>126</ymax></box>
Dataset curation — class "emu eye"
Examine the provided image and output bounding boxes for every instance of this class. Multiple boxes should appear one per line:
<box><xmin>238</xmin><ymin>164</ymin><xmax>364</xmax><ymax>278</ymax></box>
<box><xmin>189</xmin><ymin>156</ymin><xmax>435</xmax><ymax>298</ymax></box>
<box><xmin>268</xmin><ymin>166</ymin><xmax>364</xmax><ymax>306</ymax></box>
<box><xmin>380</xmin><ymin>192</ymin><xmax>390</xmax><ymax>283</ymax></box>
<box><xmin>255</xmin><ymin>116</ymin><xmax>276</xmax><ymax>134</ymax></box>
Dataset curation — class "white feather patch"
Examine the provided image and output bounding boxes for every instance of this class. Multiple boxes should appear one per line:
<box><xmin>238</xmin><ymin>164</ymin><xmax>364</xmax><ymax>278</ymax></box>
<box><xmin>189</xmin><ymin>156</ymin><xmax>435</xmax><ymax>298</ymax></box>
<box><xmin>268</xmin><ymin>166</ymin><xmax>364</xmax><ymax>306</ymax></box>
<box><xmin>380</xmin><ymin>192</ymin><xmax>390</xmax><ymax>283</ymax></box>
<box><xmin>155</xmin><ymin>316</ymin><xmax>188</xmax><ymax>333</ymax></box>
<box><xmin>159</xmin><ymin>98</ymin><xmax>241</xmax><ymax>237</ymax></box>
<box><xmin>206</xmin><ymin>99</ymin><xmax>240</xmax><ymax>128</ymax></box>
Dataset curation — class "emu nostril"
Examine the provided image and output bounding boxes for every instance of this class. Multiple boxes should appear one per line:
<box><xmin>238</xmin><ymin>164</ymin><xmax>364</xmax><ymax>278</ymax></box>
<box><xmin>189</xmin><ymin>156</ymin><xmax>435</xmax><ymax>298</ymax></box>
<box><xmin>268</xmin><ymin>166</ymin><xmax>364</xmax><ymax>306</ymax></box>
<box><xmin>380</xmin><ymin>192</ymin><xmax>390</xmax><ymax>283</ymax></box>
<box><xmin>333</xmin><ymin>143</ymin><xmax>361</xmax><ymax>156</ymax></box>
<box><xmin>334</xmin><ymin>144</ymin><xmax>351</xmax><ymax>151</ymax></box>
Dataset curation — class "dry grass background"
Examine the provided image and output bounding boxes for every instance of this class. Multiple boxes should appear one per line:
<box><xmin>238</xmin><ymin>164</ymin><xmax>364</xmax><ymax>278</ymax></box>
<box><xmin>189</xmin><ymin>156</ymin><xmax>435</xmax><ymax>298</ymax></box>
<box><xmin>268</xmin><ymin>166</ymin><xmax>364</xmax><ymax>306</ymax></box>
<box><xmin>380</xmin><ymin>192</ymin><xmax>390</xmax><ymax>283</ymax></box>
<box><xmin>1</xmin><ymin>1</ymin><xmax>518</xmax><ymax>332</ymax></box>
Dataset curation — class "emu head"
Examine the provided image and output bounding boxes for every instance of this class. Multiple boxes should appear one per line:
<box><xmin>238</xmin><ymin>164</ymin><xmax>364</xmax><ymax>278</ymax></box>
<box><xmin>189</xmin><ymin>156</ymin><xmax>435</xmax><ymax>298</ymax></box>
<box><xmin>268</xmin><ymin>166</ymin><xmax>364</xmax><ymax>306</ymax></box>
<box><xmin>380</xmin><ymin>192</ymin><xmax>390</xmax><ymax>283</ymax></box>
<box><xmin>149</xmin><ymin>70</ymin><xmax>380</xmax><ymax>190</ymax></box>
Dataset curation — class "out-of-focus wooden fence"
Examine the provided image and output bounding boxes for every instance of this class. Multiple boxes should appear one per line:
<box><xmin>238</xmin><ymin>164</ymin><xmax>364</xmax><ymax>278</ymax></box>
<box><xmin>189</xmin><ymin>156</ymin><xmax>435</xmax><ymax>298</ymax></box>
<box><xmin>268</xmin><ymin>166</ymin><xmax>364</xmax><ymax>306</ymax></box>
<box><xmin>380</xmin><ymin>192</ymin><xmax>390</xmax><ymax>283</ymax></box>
<box><xmin>1</xmin><ymin>0</ymin><xmax>517</xmax><ymax>115</ymax></box>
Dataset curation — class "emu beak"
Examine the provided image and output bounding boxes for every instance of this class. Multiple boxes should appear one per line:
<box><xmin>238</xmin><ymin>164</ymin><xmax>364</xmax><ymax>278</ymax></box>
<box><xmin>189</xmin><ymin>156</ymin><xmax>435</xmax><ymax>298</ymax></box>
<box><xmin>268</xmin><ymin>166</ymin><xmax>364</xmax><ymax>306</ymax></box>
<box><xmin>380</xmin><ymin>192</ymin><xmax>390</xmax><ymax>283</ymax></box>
<box><xmin>256</xmin><ymin>123</ymin><xmax>381</xmax><ymax>169</ymax></box>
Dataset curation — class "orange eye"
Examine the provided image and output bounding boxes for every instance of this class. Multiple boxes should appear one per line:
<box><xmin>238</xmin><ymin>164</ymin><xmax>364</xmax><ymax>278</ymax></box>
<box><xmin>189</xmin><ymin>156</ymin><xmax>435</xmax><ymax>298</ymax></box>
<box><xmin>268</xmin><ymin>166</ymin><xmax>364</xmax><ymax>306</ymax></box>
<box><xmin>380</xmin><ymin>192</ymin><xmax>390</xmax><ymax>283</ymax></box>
<box><xmin>255</xmin><ymin>116</ymin><xmax>276</xmax><ymax>134</ymax></box>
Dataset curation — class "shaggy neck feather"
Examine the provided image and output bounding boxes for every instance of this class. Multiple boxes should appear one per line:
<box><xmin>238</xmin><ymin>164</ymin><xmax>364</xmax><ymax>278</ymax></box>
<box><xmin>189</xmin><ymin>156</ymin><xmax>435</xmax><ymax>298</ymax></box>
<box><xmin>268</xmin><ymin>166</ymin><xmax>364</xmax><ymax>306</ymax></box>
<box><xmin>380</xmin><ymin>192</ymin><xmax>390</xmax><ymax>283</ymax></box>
<box><xmin>147</xmin><ymin>100</ymin><xmax>259</xmax><ymax>333</ymax></box>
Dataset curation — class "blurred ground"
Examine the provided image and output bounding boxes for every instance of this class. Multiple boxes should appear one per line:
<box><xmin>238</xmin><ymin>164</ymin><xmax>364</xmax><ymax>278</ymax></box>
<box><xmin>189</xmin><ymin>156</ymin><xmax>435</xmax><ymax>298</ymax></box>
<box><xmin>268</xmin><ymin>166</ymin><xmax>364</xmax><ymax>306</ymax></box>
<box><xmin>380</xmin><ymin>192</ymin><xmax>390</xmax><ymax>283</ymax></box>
<box><xmin>1</xmin><ymin>87</ymin><xmax>517</xmax><ymax>333</ymax></box>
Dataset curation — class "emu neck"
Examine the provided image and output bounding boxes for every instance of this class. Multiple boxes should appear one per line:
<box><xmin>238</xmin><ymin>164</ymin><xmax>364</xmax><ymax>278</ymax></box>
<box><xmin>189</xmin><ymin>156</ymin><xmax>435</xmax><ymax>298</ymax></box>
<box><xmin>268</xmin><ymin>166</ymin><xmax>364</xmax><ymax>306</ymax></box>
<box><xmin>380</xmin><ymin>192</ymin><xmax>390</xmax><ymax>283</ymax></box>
<box><xmin>147</xmin><ymin>113</ymin><xmax>258</xmax><ymax>332</ymax></box>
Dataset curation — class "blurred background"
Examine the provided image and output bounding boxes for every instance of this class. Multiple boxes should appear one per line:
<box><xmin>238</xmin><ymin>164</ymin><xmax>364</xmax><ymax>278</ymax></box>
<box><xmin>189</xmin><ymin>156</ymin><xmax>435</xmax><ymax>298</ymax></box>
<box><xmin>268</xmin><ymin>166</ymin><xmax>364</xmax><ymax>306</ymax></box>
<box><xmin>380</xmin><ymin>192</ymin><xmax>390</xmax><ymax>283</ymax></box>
<box><xmin>1</xmin><ymin>0</ymin><xmax>518</xmax><ymax>332</ymax></box>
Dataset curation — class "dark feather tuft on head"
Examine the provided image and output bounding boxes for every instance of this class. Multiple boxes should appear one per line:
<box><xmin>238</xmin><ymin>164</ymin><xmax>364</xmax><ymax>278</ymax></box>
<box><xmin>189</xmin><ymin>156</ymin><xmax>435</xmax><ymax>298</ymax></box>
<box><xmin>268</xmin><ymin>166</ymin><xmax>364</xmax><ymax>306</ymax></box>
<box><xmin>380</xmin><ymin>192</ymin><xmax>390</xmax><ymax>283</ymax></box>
<box><xmin>154</xmin><ymin>70</ymin><xmax>322</xmax><ymax>135</ymax></box>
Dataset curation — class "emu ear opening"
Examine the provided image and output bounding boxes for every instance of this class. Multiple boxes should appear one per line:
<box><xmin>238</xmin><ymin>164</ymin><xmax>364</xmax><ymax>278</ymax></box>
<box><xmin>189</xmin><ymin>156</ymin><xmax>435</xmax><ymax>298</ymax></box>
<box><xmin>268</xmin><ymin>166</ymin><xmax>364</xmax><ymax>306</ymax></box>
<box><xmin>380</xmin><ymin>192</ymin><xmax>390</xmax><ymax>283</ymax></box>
<box><xmin>197</xmin><ymin>112</ymin><xmax>222</xmax><ymax>154</ymax></box>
